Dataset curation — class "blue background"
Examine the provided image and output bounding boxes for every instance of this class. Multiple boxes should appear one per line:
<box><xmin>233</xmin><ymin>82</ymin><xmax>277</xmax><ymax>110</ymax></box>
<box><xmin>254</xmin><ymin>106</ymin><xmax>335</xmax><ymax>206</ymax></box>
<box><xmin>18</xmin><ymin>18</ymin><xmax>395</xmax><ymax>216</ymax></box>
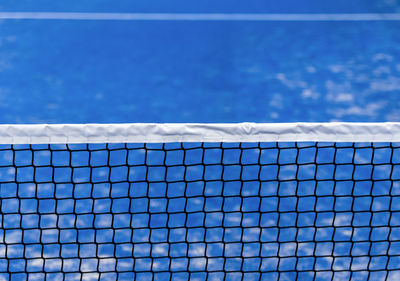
<box><xmin>0</xmin><ymin>0</ymin><xmax>399</xmax><ymax>123</ymax></box>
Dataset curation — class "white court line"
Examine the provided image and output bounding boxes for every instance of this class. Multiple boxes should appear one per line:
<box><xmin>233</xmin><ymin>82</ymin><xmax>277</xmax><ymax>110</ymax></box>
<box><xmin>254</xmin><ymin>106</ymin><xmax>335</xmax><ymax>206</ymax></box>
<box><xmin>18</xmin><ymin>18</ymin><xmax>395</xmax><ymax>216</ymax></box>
<box><xmin>0</xmin><ymin>12</ymin><xmax>400</xmax><ymax>21</ymax></box>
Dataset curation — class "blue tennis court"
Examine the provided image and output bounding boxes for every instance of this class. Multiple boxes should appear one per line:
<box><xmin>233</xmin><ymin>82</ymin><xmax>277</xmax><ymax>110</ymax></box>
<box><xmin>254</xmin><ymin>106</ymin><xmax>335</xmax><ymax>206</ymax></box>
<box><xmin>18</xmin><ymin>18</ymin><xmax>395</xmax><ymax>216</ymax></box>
<box><xmin>0</xmin><ymin>0</ymin><xmax>399</xmax><ymax>124</ymax></box>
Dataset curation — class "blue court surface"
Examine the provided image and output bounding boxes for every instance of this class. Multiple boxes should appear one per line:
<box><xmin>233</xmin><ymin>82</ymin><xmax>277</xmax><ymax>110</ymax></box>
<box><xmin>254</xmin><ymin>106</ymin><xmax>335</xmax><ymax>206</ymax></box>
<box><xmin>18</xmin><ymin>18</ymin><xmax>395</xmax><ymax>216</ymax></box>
<box><xmin>0</xmin><ymin>1</ymin><xmax>400</xmax><ymax>281</ymax></box>
<box><xmin>0</xmin><ymin>0</ymin><xmax>399</xmax><ymax>124</ymax></box>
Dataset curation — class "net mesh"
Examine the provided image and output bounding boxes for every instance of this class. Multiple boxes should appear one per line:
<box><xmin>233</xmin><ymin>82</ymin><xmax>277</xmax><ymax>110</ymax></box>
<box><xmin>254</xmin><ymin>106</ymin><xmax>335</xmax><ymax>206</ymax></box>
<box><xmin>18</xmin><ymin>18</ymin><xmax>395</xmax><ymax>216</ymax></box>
<box><xmin>0</xmin><ymin>141</ymin><xmax>399</xmax><ymax>280</ymax></box>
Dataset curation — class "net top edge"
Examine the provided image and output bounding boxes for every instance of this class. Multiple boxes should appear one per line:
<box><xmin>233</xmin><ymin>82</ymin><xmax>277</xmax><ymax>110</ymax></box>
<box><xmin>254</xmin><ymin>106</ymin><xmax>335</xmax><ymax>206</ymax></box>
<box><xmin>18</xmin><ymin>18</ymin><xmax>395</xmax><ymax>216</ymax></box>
<box><xmin>0</xmin><ymin>122</ymin><xmax>399</xmax><ymax>144</ymax></box>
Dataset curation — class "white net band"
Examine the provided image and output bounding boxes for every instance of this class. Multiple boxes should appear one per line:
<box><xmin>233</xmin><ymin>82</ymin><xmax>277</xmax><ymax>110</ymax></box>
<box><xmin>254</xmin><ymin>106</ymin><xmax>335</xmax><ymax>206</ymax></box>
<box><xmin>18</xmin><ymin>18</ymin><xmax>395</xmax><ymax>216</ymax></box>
<box><xmin>0</xmin><ymin>122</ymin><xmax>398</xmax><ymax>144</ymax></box>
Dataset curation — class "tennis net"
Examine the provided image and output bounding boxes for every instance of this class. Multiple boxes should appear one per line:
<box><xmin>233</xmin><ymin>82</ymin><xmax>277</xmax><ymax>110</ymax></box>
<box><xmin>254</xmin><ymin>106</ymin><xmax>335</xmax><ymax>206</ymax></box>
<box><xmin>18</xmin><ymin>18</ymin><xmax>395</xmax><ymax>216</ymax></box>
<box><xmin>0</xmin><ymin>123</ymin><xmax>399</xmax><ymax>281</ymax></box>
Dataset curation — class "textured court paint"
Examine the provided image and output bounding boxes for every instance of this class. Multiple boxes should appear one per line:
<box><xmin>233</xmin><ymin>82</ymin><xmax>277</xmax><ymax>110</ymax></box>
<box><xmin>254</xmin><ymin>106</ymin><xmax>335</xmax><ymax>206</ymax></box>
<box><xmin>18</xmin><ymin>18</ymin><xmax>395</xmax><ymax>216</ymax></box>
<box><xmin>1</xmin><ymin>20</ymin><xmax>400</xmax><ymax>124</ymax></box>
<box><xmin>0</xmin><ymin>1</ymin><xmax>399</xmax><ymax>124</ymax></box>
